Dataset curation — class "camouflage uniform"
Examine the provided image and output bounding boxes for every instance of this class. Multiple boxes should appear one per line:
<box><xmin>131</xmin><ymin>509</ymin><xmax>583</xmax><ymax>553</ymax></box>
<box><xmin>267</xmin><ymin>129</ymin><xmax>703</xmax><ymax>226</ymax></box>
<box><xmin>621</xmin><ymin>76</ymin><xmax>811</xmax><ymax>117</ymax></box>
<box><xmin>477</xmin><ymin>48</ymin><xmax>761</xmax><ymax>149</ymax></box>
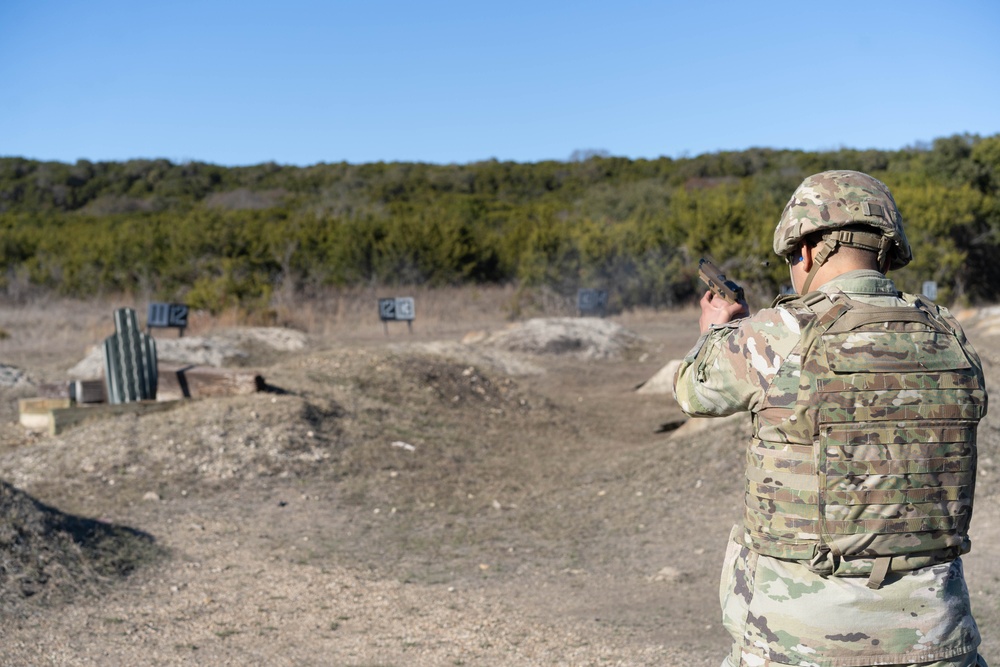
<box><xmin>674</xmin><ymin>270</ymin><xmax>987</xmax><ymax>667</ymax></box>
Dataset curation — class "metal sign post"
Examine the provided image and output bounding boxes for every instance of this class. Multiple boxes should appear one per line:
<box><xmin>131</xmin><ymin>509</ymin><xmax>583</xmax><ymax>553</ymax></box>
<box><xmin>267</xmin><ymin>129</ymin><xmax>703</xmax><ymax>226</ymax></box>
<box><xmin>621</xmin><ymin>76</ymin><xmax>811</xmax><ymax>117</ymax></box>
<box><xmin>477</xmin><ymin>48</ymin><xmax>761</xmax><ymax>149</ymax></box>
<box><xmin>577</xmin><ymin>289</ymin><xmax>608</xmax><ymax>317</ymax></box>
<box><xmin>147</xmin><ymin>302</ymin><xmax>189</xmax><ymax>337</ymax></box>
<box><xmin>379</xmin><ymin>297</ymin><xmax>415</xmax><ymax>334</ymax></box>
<box><xmin>922</xmin><ymin>281</ymin><xmax>939</xmax><ymax>301</ymax></box>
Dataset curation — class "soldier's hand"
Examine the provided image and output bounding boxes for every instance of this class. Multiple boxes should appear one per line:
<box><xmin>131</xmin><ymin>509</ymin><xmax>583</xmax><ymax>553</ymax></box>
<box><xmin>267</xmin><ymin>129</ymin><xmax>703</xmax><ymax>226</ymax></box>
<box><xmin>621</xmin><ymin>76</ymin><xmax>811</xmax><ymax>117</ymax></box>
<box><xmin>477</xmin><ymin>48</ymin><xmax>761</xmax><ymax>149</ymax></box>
<box><xmin>699</xmin><ymin>290</ymin><xmax>749</xmax><ymax>333</ymax></box>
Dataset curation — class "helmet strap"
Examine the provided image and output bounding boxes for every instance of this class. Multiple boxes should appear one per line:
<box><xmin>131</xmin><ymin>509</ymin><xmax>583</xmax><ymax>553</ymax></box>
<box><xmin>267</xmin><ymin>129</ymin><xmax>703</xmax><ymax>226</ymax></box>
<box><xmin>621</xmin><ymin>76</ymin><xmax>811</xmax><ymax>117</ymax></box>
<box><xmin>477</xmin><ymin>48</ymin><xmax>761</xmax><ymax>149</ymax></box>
<box><xmin>800</xmin><ymin>230</ymin><xmax>891</xmax><ymax>293</ymax></box>
<box><xmin>876</xmin><ymin>236</ymin><xmax>893</xmax><ymax>272</ymax></box>
<box><xmin>800</xmin><ymin>236</ymin><xmax>837</xmax><ymax>294</ymax></box>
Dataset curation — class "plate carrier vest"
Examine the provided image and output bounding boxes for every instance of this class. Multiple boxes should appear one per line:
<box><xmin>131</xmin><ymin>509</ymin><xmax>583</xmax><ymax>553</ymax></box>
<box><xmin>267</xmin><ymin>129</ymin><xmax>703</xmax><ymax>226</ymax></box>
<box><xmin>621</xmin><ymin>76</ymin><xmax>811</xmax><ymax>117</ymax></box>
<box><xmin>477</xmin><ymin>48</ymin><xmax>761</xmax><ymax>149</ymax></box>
<box><xmin>743</xmin><ymin>291</ymin><xmax>987</xmax><ymax>586</ymax></box>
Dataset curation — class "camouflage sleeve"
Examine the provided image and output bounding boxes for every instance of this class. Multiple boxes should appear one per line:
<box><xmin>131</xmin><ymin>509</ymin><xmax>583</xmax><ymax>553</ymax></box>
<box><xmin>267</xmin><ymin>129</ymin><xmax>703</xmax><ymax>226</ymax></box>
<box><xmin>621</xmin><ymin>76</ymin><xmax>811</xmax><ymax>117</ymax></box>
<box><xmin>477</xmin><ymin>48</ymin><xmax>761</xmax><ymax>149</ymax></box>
<box><xmin>672</xmin><ymin>308</ymin><xmax>802</xmax><ymax>417</ymax></box>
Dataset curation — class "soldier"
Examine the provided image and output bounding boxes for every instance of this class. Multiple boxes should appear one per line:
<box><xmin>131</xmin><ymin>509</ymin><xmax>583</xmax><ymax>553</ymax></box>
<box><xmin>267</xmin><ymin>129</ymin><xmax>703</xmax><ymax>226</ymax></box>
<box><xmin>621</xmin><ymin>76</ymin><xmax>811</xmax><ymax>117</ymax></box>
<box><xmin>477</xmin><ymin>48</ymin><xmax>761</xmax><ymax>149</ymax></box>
<box><xmin>673</xmin><ymin>170</ymin><xmax>989</xmax><ymax>667</ymax></box>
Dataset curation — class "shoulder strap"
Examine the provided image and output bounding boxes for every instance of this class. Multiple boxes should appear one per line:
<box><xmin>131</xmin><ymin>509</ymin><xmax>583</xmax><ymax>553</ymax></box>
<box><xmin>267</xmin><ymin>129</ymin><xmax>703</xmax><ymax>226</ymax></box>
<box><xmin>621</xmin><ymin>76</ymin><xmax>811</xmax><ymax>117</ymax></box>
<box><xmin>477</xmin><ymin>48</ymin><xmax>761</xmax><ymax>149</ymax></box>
<box><xmin>770</xmin><ymin>289</ymin><xmax>834</xmax><ymax>311</ymax></box>
<box><xmin>909</xmin><ymin>295</ymin><xmax>959</xmax><ymax>335</ymax></box>
<box><xmin>777</xmin><ymin>292</ymin><xmax>852</xmax><ymax>369</ymax></box>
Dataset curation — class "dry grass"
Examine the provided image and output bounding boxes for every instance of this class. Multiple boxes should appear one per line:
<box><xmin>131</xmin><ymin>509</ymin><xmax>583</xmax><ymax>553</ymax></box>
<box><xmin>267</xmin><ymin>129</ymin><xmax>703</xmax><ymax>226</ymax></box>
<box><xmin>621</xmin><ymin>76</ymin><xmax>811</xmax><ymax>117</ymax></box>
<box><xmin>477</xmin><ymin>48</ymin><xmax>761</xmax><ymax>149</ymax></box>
<box><xmin>0</xmin><ymin>282</ymin><xmax>692</xmax><ymax>344</ymax></box>
<box><xmin>265</xmin><ymin>283</ymin><xmax>525</xmax><ymax>338</ymax></box>
<box><xmin>0</xmin><ymin>295</ymin><xmax>136</xmax><ymax>383</ymax></box>
<box><xmin>0</xmin><ymin>284</ymin><xmax>626</xmax><ymax>368</ymax></box>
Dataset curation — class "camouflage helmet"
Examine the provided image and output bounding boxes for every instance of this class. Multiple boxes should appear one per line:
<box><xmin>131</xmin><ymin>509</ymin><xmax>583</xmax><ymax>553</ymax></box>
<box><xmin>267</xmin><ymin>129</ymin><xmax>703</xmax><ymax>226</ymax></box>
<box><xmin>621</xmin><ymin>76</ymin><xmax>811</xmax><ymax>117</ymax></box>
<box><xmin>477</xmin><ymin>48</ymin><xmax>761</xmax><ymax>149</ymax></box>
<box><xmin>773</xmin><ymin>170</ymin><xmax>912</xmax><ymax>269</ymax></box>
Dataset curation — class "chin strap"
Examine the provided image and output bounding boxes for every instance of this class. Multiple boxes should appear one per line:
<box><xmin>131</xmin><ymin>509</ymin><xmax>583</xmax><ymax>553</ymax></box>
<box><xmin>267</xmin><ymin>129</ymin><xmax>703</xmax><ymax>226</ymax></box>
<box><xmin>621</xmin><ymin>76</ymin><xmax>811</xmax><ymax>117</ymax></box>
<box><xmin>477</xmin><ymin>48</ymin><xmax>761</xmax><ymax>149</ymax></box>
<box><xmin>800</xmin><ymin>230</ymin><xmax>893</xmax><ymax>294</ymax></box>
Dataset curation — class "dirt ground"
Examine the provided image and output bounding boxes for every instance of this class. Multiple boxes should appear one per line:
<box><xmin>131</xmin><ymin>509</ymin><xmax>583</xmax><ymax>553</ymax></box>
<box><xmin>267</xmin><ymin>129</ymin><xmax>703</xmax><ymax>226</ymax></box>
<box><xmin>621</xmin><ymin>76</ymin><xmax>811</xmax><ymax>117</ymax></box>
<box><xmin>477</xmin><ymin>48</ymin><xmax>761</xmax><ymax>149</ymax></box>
<box><xmin>0</xmin><ymin>296</ymin><xmax>998</xmax><ymax>666</ymax></box>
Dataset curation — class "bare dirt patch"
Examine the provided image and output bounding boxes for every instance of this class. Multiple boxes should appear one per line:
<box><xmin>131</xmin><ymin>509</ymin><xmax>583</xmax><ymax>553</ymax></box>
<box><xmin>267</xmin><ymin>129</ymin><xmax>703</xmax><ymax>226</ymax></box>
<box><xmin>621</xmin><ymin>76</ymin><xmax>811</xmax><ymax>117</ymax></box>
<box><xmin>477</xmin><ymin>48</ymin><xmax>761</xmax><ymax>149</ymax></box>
<box><xmin>0</xmin><ymin>296</ymin><xmax>998</xmax><ymax>666</ymax></box>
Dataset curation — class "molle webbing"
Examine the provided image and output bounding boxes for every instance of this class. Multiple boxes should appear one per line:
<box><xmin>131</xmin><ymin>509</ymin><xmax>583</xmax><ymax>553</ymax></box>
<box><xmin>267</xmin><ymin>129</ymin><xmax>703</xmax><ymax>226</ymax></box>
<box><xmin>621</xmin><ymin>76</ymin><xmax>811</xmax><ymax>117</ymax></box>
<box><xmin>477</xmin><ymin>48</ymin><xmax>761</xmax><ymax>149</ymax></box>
<box><xmin>742</xmin><ymin>295</ymin><xmax>984</xmax><ymax>574</ymax></box>
<box><xmin>823</xmin><ymin>307</ymin><xmax>933</xmax><ymax>333</ymax></box>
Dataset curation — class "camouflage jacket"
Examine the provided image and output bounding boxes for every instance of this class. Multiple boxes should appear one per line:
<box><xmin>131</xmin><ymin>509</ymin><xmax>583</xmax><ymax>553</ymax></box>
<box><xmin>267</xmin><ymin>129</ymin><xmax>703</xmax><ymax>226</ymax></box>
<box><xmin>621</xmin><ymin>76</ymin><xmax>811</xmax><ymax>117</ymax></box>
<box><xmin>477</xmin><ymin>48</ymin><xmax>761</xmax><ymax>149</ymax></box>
<box><xmin>673</xmin><ymin>270</ymin><xmax>984</xmax><ymax>666</ymax></box>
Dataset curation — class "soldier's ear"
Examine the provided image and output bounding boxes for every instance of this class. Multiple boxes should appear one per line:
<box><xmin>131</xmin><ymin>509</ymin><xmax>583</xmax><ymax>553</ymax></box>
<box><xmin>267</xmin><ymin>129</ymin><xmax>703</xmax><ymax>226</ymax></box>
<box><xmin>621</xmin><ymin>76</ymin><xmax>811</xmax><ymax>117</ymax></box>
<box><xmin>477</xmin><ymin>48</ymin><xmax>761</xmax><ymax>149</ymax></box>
<box><xmin>799</xmin><ymin>244</ymin><xmax>813</xmax><ymax>272</ymax></box>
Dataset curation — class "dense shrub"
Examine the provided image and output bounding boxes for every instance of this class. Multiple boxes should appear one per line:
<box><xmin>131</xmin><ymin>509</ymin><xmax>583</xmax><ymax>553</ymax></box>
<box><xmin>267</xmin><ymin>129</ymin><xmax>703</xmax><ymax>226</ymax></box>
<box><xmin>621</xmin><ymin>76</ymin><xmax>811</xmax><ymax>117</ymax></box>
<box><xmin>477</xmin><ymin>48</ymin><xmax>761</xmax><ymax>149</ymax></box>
<box><xmin>2</xmin><ymin>134</ymin><xmax>998</xmax><ymax>311</ymax></box>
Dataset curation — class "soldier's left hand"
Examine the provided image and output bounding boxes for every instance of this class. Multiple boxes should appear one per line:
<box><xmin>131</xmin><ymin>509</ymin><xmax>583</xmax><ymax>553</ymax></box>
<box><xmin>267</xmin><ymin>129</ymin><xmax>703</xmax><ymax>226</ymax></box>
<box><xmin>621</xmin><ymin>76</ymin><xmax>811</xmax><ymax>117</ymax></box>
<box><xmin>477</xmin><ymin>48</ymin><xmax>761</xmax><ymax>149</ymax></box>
<box><xmin>698</xmin><ymin>290</ymin><xmax>749</xmax><ymax>333</ymax></box>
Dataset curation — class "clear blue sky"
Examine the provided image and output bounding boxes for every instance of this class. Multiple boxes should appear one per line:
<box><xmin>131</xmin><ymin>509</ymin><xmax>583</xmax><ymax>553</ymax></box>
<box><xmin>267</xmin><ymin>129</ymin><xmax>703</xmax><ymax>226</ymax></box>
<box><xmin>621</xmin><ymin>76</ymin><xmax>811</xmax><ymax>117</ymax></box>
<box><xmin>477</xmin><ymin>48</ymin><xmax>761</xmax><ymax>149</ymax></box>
<box><xmin>2</xmin><ymin>1</ymin><xmax>998</xmax><ymax>167</ymax></box>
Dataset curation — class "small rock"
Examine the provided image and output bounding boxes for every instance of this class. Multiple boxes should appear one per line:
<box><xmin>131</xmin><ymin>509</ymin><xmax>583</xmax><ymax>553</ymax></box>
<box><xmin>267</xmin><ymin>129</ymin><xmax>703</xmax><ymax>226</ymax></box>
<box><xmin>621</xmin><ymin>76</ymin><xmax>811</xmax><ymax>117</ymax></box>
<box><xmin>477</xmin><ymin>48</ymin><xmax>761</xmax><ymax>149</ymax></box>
<box><xmin>460</xmin><ymin>330</ymin><xmax>488</xmax><ymax>344</ymax></box>
<box><xmin>142</xmin><ymin>491</ymin><xmax>161</xmax><ymax>502</ymax></box>
<box><xmin>651</xmin><ymin>566</ymin><xmax>684</xmax><ymax>583</ymax></box>
<box><xmin>0</xmin><ymin>364</ymin><xmax>29</xmax><ymax>388</ymax></box>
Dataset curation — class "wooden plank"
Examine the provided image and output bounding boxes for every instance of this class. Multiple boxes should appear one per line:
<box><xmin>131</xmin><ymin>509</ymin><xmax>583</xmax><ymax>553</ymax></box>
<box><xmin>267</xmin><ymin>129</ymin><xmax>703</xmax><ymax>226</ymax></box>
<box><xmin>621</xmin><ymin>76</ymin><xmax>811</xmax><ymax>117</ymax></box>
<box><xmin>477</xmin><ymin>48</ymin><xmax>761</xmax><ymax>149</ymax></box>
<box><xmin>48</xmin><ymin>400</ymin><xmax>184</xmax><ymax>435</ymax></box>
<box><xmin>19</xmin><ymin>397</ymin><xmax>73</xmax><ymax>413</ymax></box>
<box><xmin>72</xmin><ymin>379</ymin><xmax>107</xmax><ymax>403</ymax></box>
<box><xmin>19</xmin><ymin>398</ymin><xmax>73</xmax><ymax>430</ymax></box>
<box><xmin>156</xmin><ymin>365</ymin><xmax>264</xmax><ymax>401</ymax></box>
<box><xmin>36</xmin><ymin>380</ymin><xmax>107</xmax><ymax>402</ymax></box>
<box><xmin>35</xmin><ymin>383</ymin><xmax>71</xmax><ymax>399</ymax></box>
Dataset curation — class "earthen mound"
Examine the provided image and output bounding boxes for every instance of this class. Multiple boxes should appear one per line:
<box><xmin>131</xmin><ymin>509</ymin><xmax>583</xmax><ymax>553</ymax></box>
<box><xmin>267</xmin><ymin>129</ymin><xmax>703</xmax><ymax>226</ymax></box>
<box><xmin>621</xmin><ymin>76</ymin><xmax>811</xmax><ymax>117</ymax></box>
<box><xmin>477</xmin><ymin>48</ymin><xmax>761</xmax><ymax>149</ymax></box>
<box><xmin>67</xmin><ymin>326</ymin><xmax>308</xmax><ymax>378</ymax></box>
<box><xmin>0</xmin><ymin>481</ymin><xmax>162</xmax><ymax>610</ymax></box>
<box><xmin>475</xmin><ymin>318</ymin><xmax>643</xmax><ymax>360</ymax></box>
<box><xmin>636</xmin><ymin>359</ymin><xmax>682</xmax><ymax>395</ymax></box>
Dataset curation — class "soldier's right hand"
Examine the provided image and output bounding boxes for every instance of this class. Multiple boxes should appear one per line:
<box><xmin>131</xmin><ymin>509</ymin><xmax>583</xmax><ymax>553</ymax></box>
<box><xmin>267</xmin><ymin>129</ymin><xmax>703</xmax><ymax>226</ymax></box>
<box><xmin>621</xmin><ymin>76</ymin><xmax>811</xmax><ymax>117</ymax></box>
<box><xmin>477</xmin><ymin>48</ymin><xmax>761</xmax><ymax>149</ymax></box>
<box><xmin>698</xmin><ymin>290</ymin><xmax>748</xmax><ymax>334</ymax></box>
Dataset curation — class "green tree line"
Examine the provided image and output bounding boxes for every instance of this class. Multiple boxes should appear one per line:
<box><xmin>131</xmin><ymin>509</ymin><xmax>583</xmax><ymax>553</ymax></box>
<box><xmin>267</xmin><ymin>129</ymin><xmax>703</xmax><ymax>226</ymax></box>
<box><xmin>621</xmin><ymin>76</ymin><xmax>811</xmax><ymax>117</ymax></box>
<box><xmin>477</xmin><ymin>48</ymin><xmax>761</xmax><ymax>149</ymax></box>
<box><xmin>1</xmin><ymin>133</ymin><xmax>998</xmax><ymax>312</ymax></box>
